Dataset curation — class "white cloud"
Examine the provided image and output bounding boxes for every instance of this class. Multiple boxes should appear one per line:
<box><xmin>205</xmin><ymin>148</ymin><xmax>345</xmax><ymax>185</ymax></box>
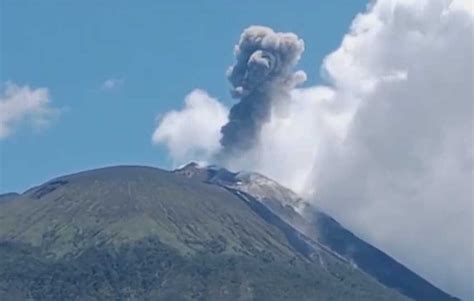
<box><xmin>152</xmin><ymin>0</ymin><xmax>473</xmax><ymax>298</ymax></box>
<box><xmin>238</xmin><ymin>0</ymin><xmax>473</xmax><ymax>298</ymax></box>
<box><xmin>101</xmin><ymin>78</ymin><xmax>123</xmax><ymax>91</ymax></box>
<box><xmin>310</xmin><ymin>1</ymin><xmax>473</xmax><ymax>299</ymax></box>
<box><xmin>0</xmin><ymin>82</ymin><xmax>59</xmax><ymax>139</ymax></box>
<box><xmin>152</xmin><ymin>89</ymin><xmax>228</xmax><ymax>165</ymax></box>
<box><xmin>222</xmin><ymin>86</ymin><xmax>347</xmax><ymax>194</ymax></box>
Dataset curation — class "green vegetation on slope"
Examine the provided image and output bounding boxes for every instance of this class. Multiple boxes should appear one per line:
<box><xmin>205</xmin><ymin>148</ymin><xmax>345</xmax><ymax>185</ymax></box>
<box><xmin>0</xmin><ymin>238</ymin><xmax>408</xmax><ymax>301</ymax></box>
<box><xmin>0</xmin><ymin>166</ymin><xmax>409</xmax><ymax>301</ymax></box>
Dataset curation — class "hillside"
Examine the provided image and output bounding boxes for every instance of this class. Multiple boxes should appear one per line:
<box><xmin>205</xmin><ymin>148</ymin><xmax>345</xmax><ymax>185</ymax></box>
<box><xmin>176</xmin><ymin>163</ymin><xmax>460</xmax><ymax>301</ymax></box>
<box><xmin>0</xmin><ymin>165</ymin><xmax>411</xmax><ymax>301</ymax></box>
<box><xmin>0</xmin><ymin>192</ymin><xmax>19</xmax><ymax>203</ymax></box>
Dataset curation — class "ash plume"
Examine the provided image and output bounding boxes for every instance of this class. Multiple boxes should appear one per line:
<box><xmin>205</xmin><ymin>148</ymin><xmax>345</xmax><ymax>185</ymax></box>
<box><xmin>219</xmin><ymin>26</ymin><xmax>306</xmax><ymax>156</ymax></box>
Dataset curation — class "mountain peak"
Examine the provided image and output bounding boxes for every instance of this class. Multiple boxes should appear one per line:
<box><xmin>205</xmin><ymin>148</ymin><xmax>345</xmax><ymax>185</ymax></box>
<box><xmin>174</xmin><ymin>162</ymin><xmax>305</xmax><ymax>210</ymax></box>
<box><xmin>173</xmin><ymin>162</ymin><xmax>459</xmax><ymax>301</ymax></box>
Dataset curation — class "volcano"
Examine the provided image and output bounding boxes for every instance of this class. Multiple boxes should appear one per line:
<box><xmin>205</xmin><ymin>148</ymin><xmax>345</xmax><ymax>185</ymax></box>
<box><xmin>0</xmin><ymin>164</ymin><xmax>458</xmax><ymax>300</ymax></box>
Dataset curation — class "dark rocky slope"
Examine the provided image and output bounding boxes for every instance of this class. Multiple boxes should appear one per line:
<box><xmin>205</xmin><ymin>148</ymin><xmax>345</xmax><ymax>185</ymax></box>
<box><xmin>176</xmin><ymin>163</ymin><xmax>459</xmax><ymax>301</ymax></box>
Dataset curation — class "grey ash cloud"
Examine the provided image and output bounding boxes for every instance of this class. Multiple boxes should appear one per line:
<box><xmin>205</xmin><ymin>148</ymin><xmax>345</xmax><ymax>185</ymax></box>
<box><xmin>219</xmin><ymin>26</ymin><xmax>306</xmax><ymax>156</ymax></box>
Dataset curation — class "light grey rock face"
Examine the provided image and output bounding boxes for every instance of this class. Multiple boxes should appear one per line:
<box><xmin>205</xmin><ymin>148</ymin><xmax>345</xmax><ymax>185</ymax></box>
<box><xmin>177</xmin><ymin>162</ymin><xmax>305</xmax><ymax>210</ymax></box>
<box><xmin>218</xmin><ymin>171</ymin><xmax>305</xmax><ymax>209</ymax></box>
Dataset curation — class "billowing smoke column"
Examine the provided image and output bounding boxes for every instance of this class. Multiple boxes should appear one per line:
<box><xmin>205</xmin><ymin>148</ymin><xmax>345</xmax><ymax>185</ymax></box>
<box><xmin>219</xmin><ymin>26</ymin><xmax>306</xmax><ymax>156</ymax></box>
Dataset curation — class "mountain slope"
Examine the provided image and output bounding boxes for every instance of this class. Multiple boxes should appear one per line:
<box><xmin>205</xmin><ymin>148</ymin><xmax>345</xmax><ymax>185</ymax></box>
<box><xmin>177</xmin><ymin>163</ymin><xmax>459</xmax><ymax>301</ymax></box>
<box><xmin>0</xmin><ymin>165</ymin><xmax>408</xmax><ymax>301</ymax></box>
<box><xmin>0</xmin><ymin>192</ymin><xmax>19</xmax><ymax>203</ymax></box>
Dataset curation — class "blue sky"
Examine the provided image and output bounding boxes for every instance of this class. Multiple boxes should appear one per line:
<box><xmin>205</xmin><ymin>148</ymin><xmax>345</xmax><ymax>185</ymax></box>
<box><xmin>0</xmin><ymin>0</ymin><xmax>368</xmax><ymax>193</ymax></box>
<box><xmin>2</xmin><ymin>1</ymin><xmax>472</xmax><ymax>298</ymax></box>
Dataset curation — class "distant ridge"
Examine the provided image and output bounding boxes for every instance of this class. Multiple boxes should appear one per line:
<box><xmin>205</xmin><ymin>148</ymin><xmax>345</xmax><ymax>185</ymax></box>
<box><xmin>0</xmin><ymin>192</ymin><xmax>19</xmax><ymax>203</ymax></box>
